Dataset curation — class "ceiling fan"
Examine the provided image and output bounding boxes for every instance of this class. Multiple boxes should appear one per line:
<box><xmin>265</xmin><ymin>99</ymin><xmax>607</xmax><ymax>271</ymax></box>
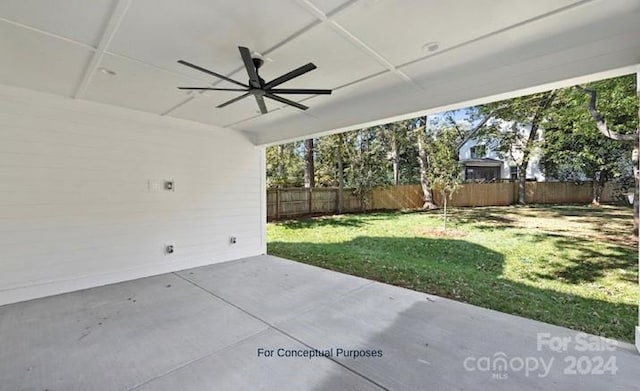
<box><xmin>177</xmin><ymin>46</ymin><xmax>332</xmax><ymax>114</ymax></box>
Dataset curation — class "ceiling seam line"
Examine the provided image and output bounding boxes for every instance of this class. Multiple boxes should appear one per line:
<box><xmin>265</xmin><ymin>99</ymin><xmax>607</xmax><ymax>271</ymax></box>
<box><xmin>294</xmin><ymin>0</ymin><xmax>395</xmax><ymax>70</ymax></box>
<box><xmin>223</xmin><ymin>108</ymin><xmax>283</xmax><ymax>128</ymax></box>
<box><xmin>73</xmin><ymin>0</ymin><xmax>132</xmax><ymax>99</ymax></box>
<box><xmin>396</xmin><ymin>0</ymin><xmax>598</xmax><ymax>71</ymax></box>
<box><xmin>0</xmin><ymin>16</ymin><xmax>96</xmax><ymax>50</ymax></box>
<box><xmin>104</xmin><ymin>51</ymin><xmax>218</xmax><ymax>84</ymax></box>
<box><xmin>160</xmin><ymin>97</ymin><xmax>196</xmax><ymax>116</ymax></box>
<box><xmin>327</xmin><ymin>20</ymin><xmax>418</xmax><ymax>87</ymax></box>
<box><xmin>294</xmin><ymin>0</ymin><xmax>420</xmax><ymax>89</ymax></box>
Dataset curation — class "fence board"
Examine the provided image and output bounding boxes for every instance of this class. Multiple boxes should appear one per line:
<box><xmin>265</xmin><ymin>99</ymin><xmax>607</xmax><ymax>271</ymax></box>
<box><xmin>371</xmin><ymin>185</ymin><xmax>423</xmax><ymax>209</ymax></box>
<box><xmin>267</xmin><ymin>181</ymin><xmax>617</xmax><ymax>220</ymax></box>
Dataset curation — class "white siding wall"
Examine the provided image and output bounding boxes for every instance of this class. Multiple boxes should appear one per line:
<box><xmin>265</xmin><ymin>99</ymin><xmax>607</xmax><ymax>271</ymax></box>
<box><xmin>0</xmin><ymin>86</ymin><xmax>264</xmax><ymax>305</ymax></box>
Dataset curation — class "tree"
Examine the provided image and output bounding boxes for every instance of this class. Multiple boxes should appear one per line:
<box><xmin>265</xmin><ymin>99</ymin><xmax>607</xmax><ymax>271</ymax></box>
<box><xmin>343</xmin><ymin>127</ymin><xmax>388</xmax><ymax>211</ymax></box>
<box><xmin>541</xmin><ymin>124</ymin><xmax>630</xmax><ymax>204</ymax></box>
<box><xmin>478</xmin><ymin>91</ymin><xmax>557</xmax><ymax>204</ymax></box>
<box><xmin>379</xmin><ymin>121</ymin><xmax>413</xmax><ymax>185</ymax></box>
<box><xmin>315</xmin><ymin>133</ymin><xmax>347</xmax><ymax>212</ymax></box>
<box><xmin>265</xmin><ymin>141</ymin><xmax>303</xmax><ymax>188</ymax></box>
<box><xmin>574</xmin><ymin>74</ymin><xmax>638</xmax><ymax>233</ymax></box>
<box><xmin>425</xmin><ymin>127</ymin><xmax>463</xmax><ymax>230</ymax></box>
<box><xmin>336</xmin><ymin>134</ymin><xmax>345</xmax><ymax>213</ymax></box>
<box><xmin>303</xmin><ymin>138</ymin><xmax>315</xmax><ymax>188</ymax></box>
<box><xmin>416</xmin><ymin>117</ymin><xmax>437</xmax><ymax>209</ymax></box>
<box><xmin>538</xmin><ymin>75</ymin><xmax>637</xmax><ymax>209</ymax></box>
<box><xmin>541</xmin><ymin>80</ymin><xmax>634</xmax><ymax>204</ymax></box>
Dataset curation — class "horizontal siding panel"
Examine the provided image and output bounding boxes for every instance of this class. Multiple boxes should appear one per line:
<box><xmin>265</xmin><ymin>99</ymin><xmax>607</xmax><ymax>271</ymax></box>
<box><xmin>0</xmin><ymin>210</ymin><xmax>261</xmax><ymax>232</ymax></box>
<box><xmin>2</xmin><ymin>240</ymin><xmax>262</xmax><ymax>291</ymax></box>
<box><xmin>2</xmin><ymin>231</ymin><xmax>263</xmax><ymax>266</ymax></box>
<box><xmin>0</xmin><ymin>87</ymin><xmax>263</xmax><ymax>304</ymax></box>
<box><xmin>0</xmin><ymin>188</ymin><xmax>261</xmax><ymax>206</ymax></box>
<box><xmin>1</xmin><ymin>222</ymin><xmax>262</xmax><ymax>249</ymax></box>
<box><xmin>0</xmin><ymin>214</ymin><xmax>259</xmax><ymax>237</ymax></box>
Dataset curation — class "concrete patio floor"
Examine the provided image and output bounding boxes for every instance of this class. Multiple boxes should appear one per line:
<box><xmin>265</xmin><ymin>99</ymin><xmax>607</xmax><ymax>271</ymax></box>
<box><xmin>0</xmin><ymin>255</ymin><xmax>638</xmax><ymax>390</ymax></box>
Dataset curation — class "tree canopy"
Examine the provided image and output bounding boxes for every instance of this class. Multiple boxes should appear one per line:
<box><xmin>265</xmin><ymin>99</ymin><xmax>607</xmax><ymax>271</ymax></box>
<box><xmin>265</xmin><ymin>74</ymin><xmax>638</xmax><ymax>210</ymax></box>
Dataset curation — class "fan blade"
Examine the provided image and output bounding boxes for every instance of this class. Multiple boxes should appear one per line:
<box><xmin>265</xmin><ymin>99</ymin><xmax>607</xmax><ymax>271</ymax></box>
<box><xmin>178</xmin><ymin>60</ymin><xmax>249</xmax><ymax>88</ymax></box>
<box><xmin>263</xmin><ymin>63</ymin><xmax>316</xmax><ymax>89</ymax></box>
<box><xmin>265</xmin><ymin>93</ymin><xmax>308</xmax><ymax>111</ymax></box>
<box><xmin>216</xmin><ymin>92</ymin><xmax>250</xmax><ymax>108</ymax></box>
<box><xmin>178</xmin><ymin>87</ymin><xmax>248</xmax><ymax>91</ymax></box>
<box><xmin>268</xmin><ymin>88</ymin><xmax>331</xmax><ymax>95</ymax></box>
<box><xmin>255</xmin><ymin>95</ymin><xmax>268</xmax><ymax>114</ymax></box>
<box><xmin>239</xmin><ymin>46</ymin><xmax>261</xmax><ymax>88</ymax></box>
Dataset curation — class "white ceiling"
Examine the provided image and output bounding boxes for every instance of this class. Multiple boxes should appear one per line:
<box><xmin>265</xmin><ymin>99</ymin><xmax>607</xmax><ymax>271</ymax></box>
<box><xmin>1</xmin><ymin>0</ymin><xmax>639</xmax><ymax>145</ymax></box>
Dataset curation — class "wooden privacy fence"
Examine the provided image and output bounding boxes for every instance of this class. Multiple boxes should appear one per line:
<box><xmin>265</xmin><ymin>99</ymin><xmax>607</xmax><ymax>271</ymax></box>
<box><xmin>267</xmin><ymin>182</ymin><xmax>616</xmax><ymax>220</ymax></box>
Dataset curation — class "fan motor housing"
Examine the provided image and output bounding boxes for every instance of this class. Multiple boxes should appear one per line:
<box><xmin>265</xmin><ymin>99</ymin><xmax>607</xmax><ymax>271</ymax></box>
<box><xmin>252</xmin><ymin>57</ymin><xmax>264</xmax><ymax>69</ymax></box>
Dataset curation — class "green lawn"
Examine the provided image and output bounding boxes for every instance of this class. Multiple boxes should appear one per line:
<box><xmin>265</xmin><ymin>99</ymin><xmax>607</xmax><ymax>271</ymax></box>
<box><xmin>267</xmin><ymin>205</ymin><xmax>638</xmax><ymax>342</ymax></box>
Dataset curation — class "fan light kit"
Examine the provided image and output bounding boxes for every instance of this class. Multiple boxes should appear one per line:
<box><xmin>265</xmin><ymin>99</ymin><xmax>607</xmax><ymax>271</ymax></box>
<box><xmin>177</xmin><ymin>46</ymin><xmax>332</xmax><ymax>114</ymax></box>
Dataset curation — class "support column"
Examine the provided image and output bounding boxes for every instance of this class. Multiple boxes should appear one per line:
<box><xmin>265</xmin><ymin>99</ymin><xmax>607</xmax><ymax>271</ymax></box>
<box><xmin>259</xmin><ymin>147</ymin><xmax>267</xmax><ymax>255</ymax></box>
<box><xmin>636</xmin><ymin>70</ymin><xmax>640</xmax><ymax>353</ymax></box>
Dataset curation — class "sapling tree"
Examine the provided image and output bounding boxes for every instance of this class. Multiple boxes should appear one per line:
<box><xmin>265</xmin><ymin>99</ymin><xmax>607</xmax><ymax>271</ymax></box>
<box><xmin>426</xmin><ymin>128</ymin><xmax>463</xmax><ymax>230</ymax></box>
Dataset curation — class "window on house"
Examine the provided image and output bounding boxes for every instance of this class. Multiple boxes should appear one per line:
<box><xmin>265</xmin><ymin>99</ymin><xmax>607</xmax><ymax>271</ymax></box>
<box><xmin>470</xmin><ymin>145</ymin><xmax>486</xmax><ymax>159</ymax></box>
<box><xmin>510</xmin><ymin>166</ymin><xmax>518</xmax><ymax>180</ymax></box>
<box><xmin>465</xmin><ymin>166</ymin><xmax>500</xmax><ymax>181</ymax></box>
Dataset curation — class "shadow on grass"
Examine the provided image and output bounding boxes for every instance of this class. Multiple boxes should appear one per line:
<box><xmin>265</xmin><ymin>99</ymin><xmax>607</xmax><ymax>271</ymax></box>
<box><xmin>269</xmin><ymin>236</ymin><xmax>637</xmax><ymax>342</ymax></box>
<box><xmin>520</xmin><ymin>233</ymin><xmax>638</xmax><ymax>284</ymax></box>
<box><xmin>275</xmin><ymin>216</ymin><xmax>367</xmax><ymax>229</ymax></box>
<box><xmin>274</xmin><ymin>213</ymin><xmax>400</xmax><ymax>230</ymax></box>
<box><xmin>450</xmin><ymin>208</ymin><xmax>518</xmax><ymax>228</ymax></box>
<box><xmin>444</xmin><ymin>205</ymin><xmax>636</xmax><ymax>247</ymax></box>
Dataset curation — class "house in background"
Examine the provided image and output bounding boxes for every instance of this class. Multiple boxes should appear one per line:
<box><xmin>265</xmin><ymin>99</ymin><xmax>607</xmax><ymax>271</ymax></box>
<box><xmin>458</xmin><ymin>121</ymin><xmax>545</xmax><ymax>182</ymax></box>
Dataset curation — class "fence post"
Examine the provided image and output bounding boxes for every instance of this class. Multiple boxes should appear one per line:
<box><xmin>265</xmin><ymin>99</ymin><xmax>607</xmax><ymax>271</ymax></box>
<box><xmin>275</xmin><ymin>189</ymin><xmax>280</xmax><ymax>220</ymax></box>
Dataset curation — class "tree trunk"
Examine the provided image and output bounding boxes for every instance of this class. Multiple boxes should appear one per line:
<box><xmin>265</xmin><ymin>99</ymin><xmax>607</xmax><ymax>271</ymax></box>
<box><xmin>276</xmin><ymin>144</ymin><xmax>284</xmax><ymax>188</ymax></box>
<box><xmin>517</xmin><ymin>165</ymin><xmax>526</xmax><ymax>205</ymax></box>
<box><xmin>390</xmin><ymin>131</ymin><xmax>400</xmax><ymax>185</ymax></box>
<box><xmin>336</xmin><ymin>134</ymin><xmax>345</xmax><ymax>214</ymax></box>
<box><xmin>591</xmin><ymin>172</ymin><xmax>607</xmax><ymax>206</ymax></box>
<box><xmin>304</xmin><ymin>138</ymin><xmax>315</xmax><ymax>188</ymax></box>
<box><xmin>634</xmin><ymin>79</ymin><xmax>639</xmax><ymax>235</ymax></box>
<box><xmin>517</xmin><ymin>90</ymin><xmax>557</xmax><ymax>204</ymax></box>
<box><xmin>417</xmin><ymin>117</ymin><xmax>436</xmax><ymax>209</ymax></box>
<box><xmin>591</xmin><ymin>180</ymin><xmax>600</xmax><ymax>206</ymax></box>
<box><xmin>631</xmin><ymin>100</ymin><xmax>640</xmax><ymax>237</ymax></box>
<box><xmin>443</xmin><ymin>192</ymin><xmax>448</xmax><ymax>231</ymax></box>
<box><xmin>633</xmin><ymin>143</ymin><xmax>639</xmax><ymax>235</ymax></box>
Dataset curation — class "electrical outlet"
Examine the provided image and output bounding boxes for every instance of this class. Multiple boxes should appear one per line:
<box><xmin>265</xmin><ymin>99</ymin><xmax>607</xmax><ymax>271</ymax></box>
<box><xmin>229</xmin><ymin>236</ymin><xmax>237</xmax><ymax>244</ymax></box>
